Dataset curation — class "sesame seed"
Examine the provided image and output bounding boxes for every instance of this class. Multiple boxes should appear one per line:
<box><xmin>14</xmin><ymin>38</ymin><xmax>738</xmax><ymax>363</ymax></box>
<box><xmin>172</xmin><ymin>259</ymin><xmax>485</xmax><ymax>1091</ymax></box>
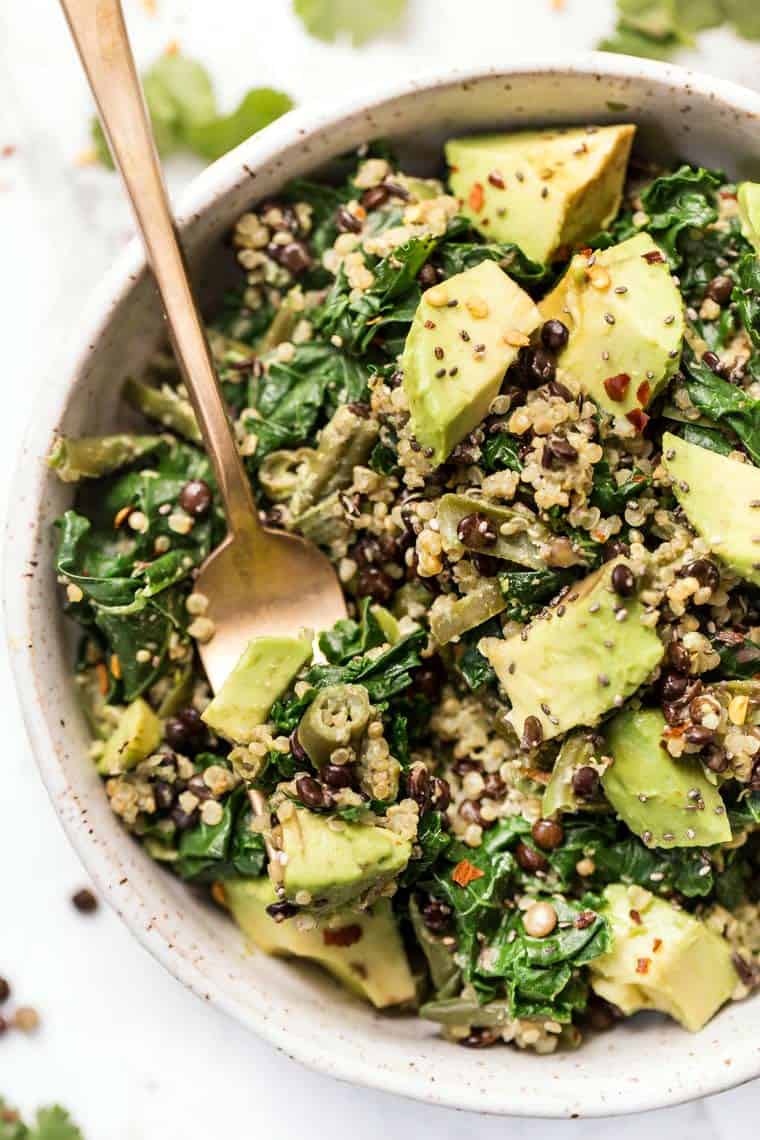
<box><xmin>665</xmin><ymin>448</ymin><xmax>675</xmax><ymax>460</ymax></box>
<box><xmin>615</xmin><ymin>609</ymin><xmax>628</xmax><ymax>622</ymax></box>
<box><xmin>424</xmin><ymin>319</ymin><xmax>436</xmax><ymax>329</ymax></box>
<box><xmin>614</xmin><ymin>285</ymin><xmax>628</xmax><ymax>294</ymax></box>
<box><xmin>604</xmin><ymin>313</ymin><xmax>616</xmax><ymax>325</ymax></box>
<box><xmin>664</xmin><ymin>314</ymin><xmax>676</xmax><ymax>325</ymax></box>
<box><xmin>598</xmin><ymin>673</ymin><xmax>610</xmax><ymax>687</ymax></box>
<box><xmin>459</xmin><ymin>329</ymin><xmax>471</xmax><ymax>342</ymax></box>
<box><xmin>679</xmin><ymin>480</ymin><xmax>690</xmax><ymax>493</ymax></box>
<box><xmin>638</xmin><ymin>793</ymin><xmax>648</xmax><ymax>803</ymax></box>
<box><xmin>435</xmin><ymin>367</ymin><xmax>446</xmax><ymax>378</ymax></box>
<box><xmin>686</xmin><ymin>828</ymin><xmax>696</xmax><ymax>840</ymax></box>
<box><xmin>541</xmin><ymin>186</ymin><xmax>549</xmax><ymax>198</ymax></box>
<box><xmin>449</xmin><ymin>366</ymin><xmax>459</xmax><ymax>376</ymax></box>
<box><xmin>589</xmin><ymin>601</ymin><xmax>601</xmax><ymax>613</ymax></box>
<box><xmin>434</xmin><ymin>346</ymin><xmax>444</xmax><ymax>360</ymax></box>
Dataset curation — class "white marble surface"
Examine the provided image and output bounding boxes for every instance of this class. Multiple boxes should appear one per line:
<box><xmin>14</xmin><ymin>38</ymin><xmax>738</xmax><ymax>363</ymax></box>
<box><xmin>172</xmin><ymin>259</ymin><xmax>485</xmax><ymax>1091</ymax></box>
<box><xmin>2</xmin><ymin>1</ymin><xmax>759</xmax><ymax>1134</ymax></box>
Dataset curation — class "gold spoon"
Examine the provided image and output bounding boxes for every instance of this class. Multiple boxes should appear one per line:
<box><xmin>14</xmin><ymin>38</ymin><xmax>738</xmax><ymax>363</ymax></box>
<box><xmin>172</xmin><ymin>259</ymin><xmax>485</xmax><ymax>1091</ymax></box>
<box><xmin>61</xmin><ymin>0</ymin><xmax>348</xmax><ymax>821</ymax></box>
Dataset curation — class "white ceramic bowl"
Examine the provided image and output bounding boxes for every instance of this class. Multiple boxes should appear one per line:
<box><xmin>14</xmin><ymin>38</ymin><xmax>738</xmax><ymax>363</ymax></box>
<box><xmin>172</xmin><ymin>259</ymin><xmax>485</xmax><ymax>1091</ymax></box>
<box><xmin>7</xmin><ymin>54</ymin><xmax>760</xmax><ymax>1118</ymax></box>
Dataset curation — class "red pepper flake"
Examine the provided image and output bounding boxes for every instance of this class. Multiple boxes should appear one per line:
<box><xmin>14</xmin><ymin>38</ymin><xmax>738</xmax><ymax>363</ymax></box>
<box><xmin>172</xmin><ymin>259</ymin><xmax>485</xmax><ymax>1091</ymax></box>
<box><xmin>603</xmin><ymin>372</ymin><xmax>631</xmax><ymax>402</ymax></box>
<box><xmin>452</xmin><ymin>859</ymin><xmax>485</xmax><ymax>887</ymax></box>
<box><xmin>642</xmin><ymin>249</ymin><xmax>665</xmax><ymax>264</ymax></box>
<box><xmin>487</xmin><ymin>170</ymin><xmax>506</xmax><ymax>189</ymax></box>
<box><xmin>1</xmin><ymin>145</ymin><xmax>16</xmax><ymax>158</ymax></box>
<box><xmin>652</xmin><ymin>937</ymin><xmax>663</xmax><ymax>953</ymax></box>
<box><xmin>636</xmin><ymin>957</ymin><xmax>651</xmax><ymax>975</ymax></box>
<box><xmin>719</xmin><ymin>189</ymin><xmax>738</xmax><ymax>201</ymax></box>
<box><xmin>578</xmin><ymin>246</ymin><xmax>593</xmax><ymax>258</ymax></box>
<box><xmin>636</xmin><ymin>380</ymin><xmax>651</xmax><ymax>406</ymax></box>
<box><xmin>629</xmin><ymin>908</ymin><xmax>642</xmax><ymax>925</ymax></box>
<box><xmin>323</xmin><ymin>923</ymin><xmax>363</xmax><ymax>948</ymax></box>
<box><xmin>468</xmin><ymin>182</ymin><xmax>485</xmax><ymax>212</ymax></box>
<box><xmin>626</xmin><ymin>408</ymin><xmax>650</xmax><ymax>433</ymax></box>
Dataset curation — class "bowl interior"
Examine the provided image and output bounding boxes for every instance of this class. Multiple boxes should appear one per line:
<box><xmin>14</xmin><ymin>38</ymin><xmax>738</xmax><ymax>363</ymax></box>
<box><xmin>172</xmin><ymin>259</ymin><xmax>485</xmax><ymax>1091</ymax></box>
<box><xmin>8</xmin><ymin>60</ymin><xmax>760</xmax><ymax>1117</ymax></box>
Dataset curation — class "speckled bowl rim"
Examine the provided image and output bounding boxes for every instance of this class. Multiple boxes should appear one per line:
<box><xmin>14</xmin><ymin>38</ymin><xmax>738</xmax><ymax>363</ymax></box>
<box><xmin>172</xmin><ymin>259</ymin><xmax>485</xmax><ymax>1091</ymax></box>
<box><xmin>7</xmin><ymin>54</ymin><xmax>760</xmax><ymax>1118</ymax></box>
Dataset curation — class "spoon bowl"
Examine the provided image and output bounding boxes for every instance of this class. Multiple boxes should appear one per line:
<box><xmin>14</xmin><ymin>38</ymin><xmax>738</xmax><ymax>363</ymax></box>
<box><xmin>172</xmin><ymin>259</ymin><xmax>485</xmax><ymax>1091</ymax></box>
<box><xmin>196</xmin><ymin>528</ymin><xmax>347</xmax><ymax>692</ymax></box>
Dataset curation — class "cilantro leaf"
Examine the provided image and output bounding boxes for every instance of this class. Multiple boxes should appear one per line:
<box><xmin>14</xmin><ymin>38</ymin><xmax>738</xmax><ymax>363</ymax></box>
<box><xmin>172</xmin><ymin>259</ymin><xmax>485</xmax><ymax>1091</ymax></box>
<box><xmin>93</xmin><ymin>53</ymin><xmax>292</xmax><ymax>166</ymax></box>
<box><xmin>0</xmin><ymin>1102</ymin><xmax>84</xmax><ymax>1140</ymax></box>
<box><xmin>184</xmin><ymin>88</ymin><xmax>294</xmax><ymax>161</ymax></box>
<box><xmin>293</xmin><ymin>0</ymin><xmax>407</xmax><ymax>44</ymax></box>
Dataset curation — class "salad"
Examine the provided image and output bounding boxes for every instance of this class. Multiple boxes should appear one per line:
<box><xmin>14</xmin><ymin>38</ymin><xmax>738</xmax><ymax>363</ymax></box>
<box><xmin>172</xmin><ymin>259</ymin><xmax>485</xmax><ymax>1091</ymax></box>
<box><xmin>50</xmin><ymin>125</ymin><xmax>760</xmax><ymax>1052</ymax></box>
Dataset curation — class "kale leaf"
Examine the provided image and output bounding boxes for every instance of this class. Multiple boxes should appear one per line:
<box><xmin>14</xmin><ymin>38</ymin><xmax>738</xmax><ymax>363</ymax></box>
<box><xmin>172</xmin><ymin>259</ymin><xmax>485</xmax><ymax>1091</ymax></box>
<box><xmin>673</xmin><ymin>421</ymin><xmax>733</xmax><ymax>456</ymax></box>
<box><xmin>639</xmin><ymin>165</ymin><xmax>722</xmax><ymax>267</ymax></box>
<box><xmin>735</xmin><ymin>252</ymin><xmax>760</xmax><ymax>353</ymax></box>
<box><xmin>244</xmin><ymin>342</ymin><xmax>368</xmax><ymax>463</ymax></box>
<box><xmin>478</xmin><ymin>897</ymin><xmax>610</xmax><ymax>1021</ymax></box>
<box><xmin>401</xmin><ymin>811</ymin><xmax>452</xmax><ymax>886</ymax></box>
<box><xmin>436</xmin><ymin>230</ymin><xmax>551</xmax><ymax>290</ymax></box>
<box><xmin>590</xmin><ymin>460</ymin><xmax>650</xmax><ymax>516</ymax></box>
<box><xmin>318</xmin><ymin>598</ymin><xmax>386</xmax><ymax>664</ymax></box>
<box><xmin>312</xmin><ymin>235</ymin><xmax>436</xmax><ymax>356</ymax></box>
<box><xmin>498</xmin><ymin>567</ymin><xmax>576</xmax><ymax>623</ymax></box>
<box><xmin>269</xmin><ymin>628</ymin><xmax>426</xmax><ymax>733</ymax></box>
<box><xmin>176</xmin><ymin>785</ymin><xmax>266</xmax><ymax>882</ymax></box>
<box><xmin>457</xmin><ymin>616</ymin><xmax>500</xmax><ymax>692</ymax></box>
<box><xmin>682</xmin><ymin>346</ymin><xmax>760</xmax><ymax>464</ymax></box>
<box><xmin>481</xmin><ymin>431</ymin><xmax>523</xmax><ymax>474</ymax></box>
<box><xmin>712</xmin><ymin>636</ymin><xmax>760</xmax><ymax>679</ymax></box>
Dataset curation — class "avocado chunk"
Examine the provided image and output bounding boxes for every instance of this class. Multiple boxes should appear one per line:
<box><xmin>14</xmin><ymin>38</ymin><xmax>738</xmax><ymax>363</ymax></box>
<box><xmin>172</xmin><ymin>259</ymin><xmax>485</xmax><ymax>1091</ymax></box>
<box><xmin>401</xmin><ymin>260</ymin><xmax>541</xmax><ymax>465</ymax></box>
<box><xmin>445</xmin><ymin>125</ymin><xmax>635</xmax><ymax>263</ymax></box>
<box><xmin>277</xmin><ymin>806</ymin><xmax>411</xmax><ymax>912</ymax></box>
<box><xmin>590</xmin><ymin>884</ymin><xmax>737</xmax><ymax>1031</ymax></box>
<box><xmin>662</xmin><ymin>432</ymin><xmax>760</xmax><ymax>587</ymax></box>
<box><xmin>539</xmin><ymin>233</ymin><xmax>684</xmax><ymax>417</ymax></box>
<box><xmin>202</xmin><ymin>635</ymin><xmax>312</xmax><ymax>744</ymax></box>
<box><xmin>603</xmin><ymin>708</ymin><xmax>731</xmax><ymax>848</ymax></box>
<box><xmin>739</xmin><ymin>181</ymin><xmax>760</xmax><ymax>254</ymax></box>
<box><xmin>481</xmin><ymin>558</ymin><xmax>664</xmax><ymax>742</ymax></box>
<box><xmin>98</xmin><ymin>697</ymin><xmax>162</xmax><ymax>775</ymax></box>
<box><xmin>223</xmin><ymin>878</ymin><xmax>415</xmax><ymax>1009</ymax></box>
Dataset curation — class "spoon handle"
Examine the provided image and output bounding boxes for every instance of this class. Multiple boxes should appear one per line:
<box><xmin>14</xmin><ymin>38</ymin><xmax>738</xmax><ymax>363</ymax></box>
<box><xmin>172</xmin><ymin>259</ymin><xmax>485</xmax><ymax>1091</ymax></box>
<box><xmin>59</xmin><ymin>0</ymin><xmax>261</xmax><ymax>545</ymax></box>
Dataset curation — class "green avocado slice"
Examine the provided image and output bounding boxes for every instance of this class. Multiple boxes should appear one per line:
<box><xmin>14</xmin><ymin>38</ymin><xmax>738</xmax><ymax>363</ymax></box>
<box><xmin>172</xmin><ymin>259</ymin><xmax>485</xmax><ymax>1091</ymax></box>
<box><xmin>277</xmin><ymin>806</ymin><xmax>411</xmax><ymax>913</ymax></box>
<box><xmin>738</xmin><ymin>181</ymin><xmax>760</xmax><ymax>254</ymax></box>
<box><xmin>590</xmin><ymin>884</ymin><xmax>737</xmax><ymax>1032</ymax></box>
<box><xmin>602</xmin><ymin>708</ymin><xmax>731</xmax><ymax>848</ymax></box>
<box><xmin>445</xmin><ymin>125</ymin><xmax>635</xmax><ymax>263</ymax></box>
<box><xmin>401</xmin><ymin>259</ymin><xmax>541</xmax><ymax>466</ymax></box>
<box><xmin>662</xmin><ymin>431</ymin><xmax>760</xmax><ymax>587</ymax></box>
<box><xmin>223</xmin><ymin>878</ymin><xmax>415</xmax><ymax>1009</ymax></box>
<box><xmin>481</xmin><ymin>558</ymin><xmax>664</xmax><ymax>742</ymax></box>
<box><xmin>202</xmin><ymin>635</ymin><xmax>312</xmax><ymax>744</ymax></box>
<box><xmin>540</xmin><ymin>233</ymin><xmax>684</xmax><ymax>418</ymax></box>
<box><xmin>98</xmin><ymin>697</ymin><xmax>162</xmax><ymax>775</ymax></box>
